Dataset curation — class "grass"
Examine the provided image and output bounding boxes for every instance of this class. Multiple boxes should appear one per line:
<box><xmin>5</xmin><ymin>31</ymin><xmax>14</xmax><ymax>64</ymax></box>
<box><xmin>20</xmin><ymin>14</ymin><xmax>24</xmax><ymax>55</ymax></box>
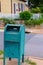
<box><xmin>0</xmin><ymin>50</ymin><xmax>3</xmax><ymax>59</ymax></box>
<box><xmin>25</xmin><ymin>58</ymin><xmax>36</xmax><ymax>65</ymax></box>
<box><xmin>0</xmin><ymin>50</ymin><xmax>3</xmax><ymax>55</ymax></box>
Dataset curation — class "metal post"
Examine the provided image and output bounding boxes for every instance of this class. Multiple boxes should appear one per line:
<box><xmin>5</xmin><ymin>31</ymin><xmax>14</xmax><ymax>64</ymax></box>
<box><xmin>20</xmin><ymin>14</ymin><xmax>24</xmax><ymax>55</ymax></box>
<box><xmin>9</xmin><ymin>58</ymin><xmax>11</xmax><ymax>61</ymax></box>
<box><xmin>22</xmin><ymin>54</ymin><xmax>24</xmax><ymax>63</ymax></box>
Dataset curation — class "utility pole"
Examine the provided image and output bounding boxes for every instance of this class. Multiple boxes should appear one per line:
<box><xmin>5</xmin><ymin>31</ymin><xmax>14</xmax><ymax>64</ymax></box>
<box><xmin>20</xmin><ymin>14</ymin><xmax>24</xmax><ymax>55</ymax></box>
<box><xmin>11</xmin><ymin>0</ymin><xmax>12</xmax><ymax>18</ymax></box>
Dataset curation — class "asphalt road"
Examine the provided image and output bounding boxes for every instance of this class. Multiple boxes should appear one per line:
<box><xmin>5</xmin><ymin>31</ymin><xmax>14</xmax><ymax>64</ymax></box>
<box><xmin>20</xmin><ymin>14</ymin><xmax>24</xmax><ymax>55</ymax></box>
<box><xmin>0</xmin><ymin>31</ymin><xmax>43</xmax><ymax>58</ymax></box>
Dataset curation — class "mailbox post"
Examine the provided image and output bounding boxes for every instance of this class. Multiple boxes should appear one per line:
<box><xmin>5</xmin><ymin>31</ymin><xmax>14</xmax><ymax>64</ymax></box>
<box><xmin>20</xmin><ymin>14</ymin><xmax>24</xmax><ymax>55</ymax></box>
<box><xmin>4</xmin><ymin>24</ymin><xmax>25</xmax><ymax>65</ymax></box>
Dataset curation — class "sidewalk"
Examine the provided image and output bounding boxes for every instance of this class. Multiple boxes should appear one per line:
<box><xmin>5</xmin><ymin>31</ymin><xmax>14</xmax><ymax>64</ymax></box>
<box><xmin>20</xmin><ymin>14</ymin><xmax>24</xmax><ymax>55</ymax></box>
<box><xmin>29</xmin><ymin>56</ymin><xmax>43</xmax><ymax>65</ymax></box>
<box><xmin>25</xmin><ymin>29</ymin><xmax>43</xmax><ymax>34</ymax></box>
<box><xmin>0</xmin><ymin>56</ymin><xmax>43</xmax><ymax>65</ymax></box>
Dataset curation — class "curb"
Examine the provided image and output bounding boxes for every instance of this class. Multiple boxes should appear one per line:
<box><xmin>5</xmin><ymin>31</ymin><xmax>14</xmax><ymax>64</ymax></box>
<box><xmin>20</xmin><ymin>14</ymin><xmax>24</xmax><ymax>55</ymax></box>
<box><xmin>29</xmin><ymin>56</ymin><xmax>43</xmax><ymax>60</ymax></box>
<box><xmin>0</xmin><ymin>30</ymin><xmax>4</xmax><ymax>32</ymax></box>
<box><xmin>24</xmin><ymin>56</ymin><xmax>43</xmax><ymax>60</ymax></box>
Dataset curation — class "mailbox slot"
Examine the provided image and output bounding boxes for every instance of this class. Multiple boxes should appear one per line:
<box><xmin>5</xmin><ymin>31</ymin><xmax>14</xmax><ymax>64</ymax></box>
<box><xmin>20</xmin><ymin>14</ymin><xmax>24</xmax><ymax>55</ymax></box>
<box><xmin>6</xmin><ymin>26</ymin><xmax>20</xmax><ymax>32</ymax></box>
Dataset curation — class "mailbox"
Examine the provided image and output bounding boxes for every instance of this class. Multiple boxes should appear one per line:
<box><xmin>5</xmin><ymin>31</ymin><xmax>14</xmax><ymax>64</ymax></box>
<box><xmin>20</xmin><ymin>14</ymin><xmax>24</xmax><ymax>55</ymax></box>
<box><xmin>4</xmin><ymin>24</ymin><xmax>25</xmax><ymax>65</ymax></box>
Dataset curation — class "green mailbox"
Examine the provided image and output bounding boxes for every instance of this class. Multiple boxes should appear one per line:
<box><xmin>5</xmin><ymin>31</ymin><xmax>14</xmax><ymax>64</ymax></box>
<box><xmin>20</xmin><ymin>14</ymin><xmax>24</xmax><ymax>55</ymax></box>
<box><xmin>4</xmin><ymin>24</ymin><xmax>25</xmax><ymax>65</ymax></box>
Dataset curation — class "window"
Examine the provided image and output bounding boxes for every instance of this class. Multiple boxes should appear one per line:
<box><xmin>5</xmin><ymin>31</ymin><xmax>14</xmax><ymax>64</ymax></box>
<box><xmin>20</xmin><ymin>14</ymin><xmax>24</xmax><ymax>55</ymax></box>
<box><xmin>14</xmin><ymin>3</ymin><xmax>16</xmax><ymax>13</ymax></box>
<box><xmin>21</xmin><ymin>3</ymin><xmax>24</xmax><ymax>11</ymax></box>
<box><xmin>0</xmin><ymin>1</ymin><xmax>1</xmax><ymax>12</ymax></box>
<box><xmin>18</xmin><ymin>3</ymin><xmax>21</xmax><ymax>11</ymax></box>
<box><xmin>18</xmin><ymin>3</ymin><xmax>24</xmax><ymax>12</ymax></box>
<box><xmin>14</xmin><ymin>3</ymin><xmax>24</xmax><ymax>13</ymax></box>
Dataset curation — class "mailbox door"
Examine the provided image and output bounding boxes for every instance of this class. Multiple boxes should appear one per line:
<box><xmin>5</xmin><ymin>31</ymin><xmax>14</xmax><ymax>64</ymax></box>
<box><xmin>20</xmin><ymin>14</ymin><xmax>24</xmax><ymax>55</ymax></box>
<box><xmin>4</xmin><ymin>41</ymin><xmax>20</xmax><ymax>58</ymax></box>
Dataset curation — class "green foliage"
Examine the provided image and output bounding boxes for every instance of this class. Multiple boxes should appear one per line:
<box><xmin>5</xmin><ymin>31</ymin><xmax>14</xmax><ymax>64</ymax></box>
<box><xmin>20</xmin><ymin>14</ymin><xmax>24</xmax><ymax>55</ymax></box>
<box><xmin>25</xmin><ymin>58</ymin><xmax>36</xmax><ymax>65</ymax></box>
<box><xmin>24</xmin><ymin>20</ymin><xmax>29</xmax><ymax>25</ymax></box>
<box><xmin>31</xmin><ymin>7</ymin><xmax>41</xmax><ymax>13</ymax></box>
<box><xmin>30</xmin><ymin>18</ymin><xmax>43</xmax><ymax>25</ymax></box>
<box><xmin>29</xmin><ymin>0</ymin><xmax>39</xmax><ymax>7</ymax></box>
<box><xmin>29</xmin><ymin>0</ymin><xmax>43</xmax><ymax>13</ymax></box>
<box><xmin>29</xmin><ymin>60</ymin><xmax>36</xmax><ymax>65</ymax></box>
<box><xmin>2</xmin><ymin>18</ymin><xmax>15</xmax><ymax>26</ymax></box>
<box><xmin>38</xmin><ymin>4</ymin><xmax>43</xmax><ymax>13</ymax></box>
<box><xmin>39</xmin><ymin>7</ymin><xmax>43</xmax><ymax>13</ymax></box>
<box><xmin>14</xmin><ymin>18</ymin><xmax>21</xmax><ymax>21</ymax></box>
<box><xmin>0</xmin><ymin>50</ymin><xmax>3</xmax><ymax>55</ymax></box>
<box><xmin>38</xmin><ymin>3</ymin><xmax>43</xmax><ymax>7</ymax></box>
<box><xmin>41</xmin><ymin>13</ymin><xmax>43</xmax><ymax>18</ymax></box>
<box><xmin>29</xmin><ymin>0</ymin><xmax>43</xmax><ymax>7</ymax></box>
<box><xmin>19</xmin><ymin>11</ymin><xmax>31</xmax><ymax>20</ymax></box>
<box><xmin>0</xmin><ymin>18</ymin><xmax>3</xmax><ymax>20</ymax></box>
<box><xmin>24</xmin><ymin>17</ymin><xmax>43</xmax><ymax>26</ymax></box>
<box><xmin>39</xmin><ymin>0</ymin><xmax>43</xmax><ymax>4</ymax></box>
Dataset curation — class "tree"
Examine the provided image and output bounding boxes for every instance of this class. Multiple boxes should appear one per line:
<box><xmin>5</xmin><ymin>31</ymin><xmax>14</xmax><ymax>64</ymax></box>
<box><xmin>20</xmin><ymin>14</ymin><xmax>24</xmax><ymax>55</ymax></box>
<box><xmin>29</xmin><ymin>0</ymin><xmax>43</xmax><ymax>7</ymax></box>
<box><xmin>39</xmin><ymin>0</ymin><xmax>43</xmax><ymax>4</ymax></box>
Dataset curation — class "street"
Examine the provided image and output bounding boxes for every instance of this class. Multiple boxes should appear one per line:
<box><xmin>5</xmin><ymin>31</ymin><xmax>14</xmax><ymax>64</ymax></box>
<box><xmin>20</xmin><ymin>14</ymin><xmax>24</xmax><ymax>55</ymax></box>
<box><xmin>0</xmin><ymin>30</ymin><xmax>43</xmax><ymax>58</ymax></box>
<box><xmin>25</xmin><ymin>33</ymin><xmax>43</xmax><ymax>58</ymax></box>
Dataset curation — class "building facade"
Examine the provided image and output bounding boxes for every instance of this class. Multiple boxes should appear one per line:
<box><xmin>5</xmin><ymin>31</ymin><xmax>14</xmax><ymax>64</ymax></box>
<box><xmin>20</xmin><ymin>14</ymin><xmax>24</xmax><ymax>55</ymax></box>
<box><xmin>0</xmin><ymin>0</ymin><xmax>28</xmax><ymax>14</ymax></box>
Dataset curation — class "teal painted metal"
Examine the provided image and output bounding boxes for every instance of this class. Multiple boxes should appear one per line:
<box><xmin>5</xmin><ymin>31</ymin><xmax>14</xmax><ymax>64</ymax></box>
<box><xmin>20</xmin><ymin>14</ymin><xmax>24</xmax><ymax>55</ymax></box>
<box><xmin>4</xmin><ymin>24</ymin><xmax>25</xmax><ymax>65</ymax></box>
